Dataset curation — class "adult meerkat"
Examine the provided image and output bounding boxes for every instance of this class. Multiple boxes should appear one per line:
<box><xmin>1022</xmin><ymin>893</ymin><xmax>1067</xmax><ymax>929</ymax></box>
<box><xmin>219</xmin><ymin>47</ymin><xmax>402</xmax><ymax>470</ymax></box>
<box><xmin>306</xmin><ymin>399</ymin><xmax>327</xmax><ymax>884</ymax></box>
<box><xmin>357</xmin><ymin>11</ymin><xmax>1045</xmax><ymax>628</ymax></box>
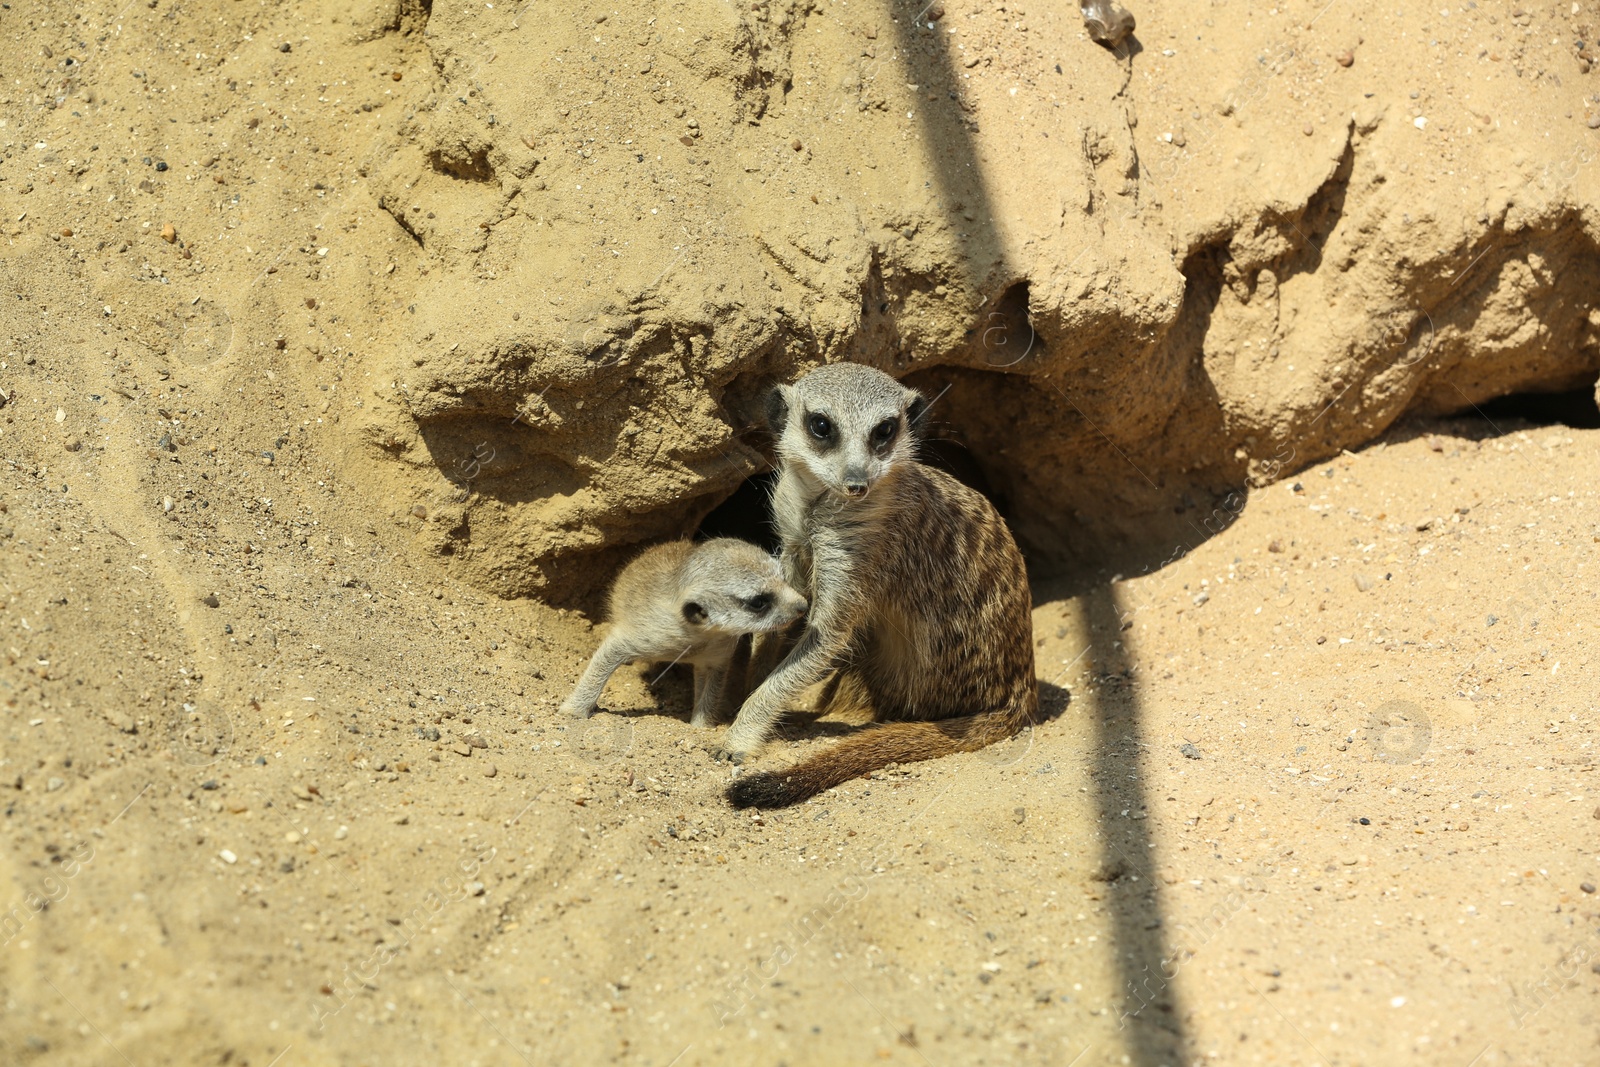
<box><xmin>721</xmin><ymin>363</ymin><xmax>1040</xmax><ymax>808</ymax></box>
<box><xmin>560</xmin><ymin>539</ymin><xmax>807</xmax><ymax>727</ymax></box>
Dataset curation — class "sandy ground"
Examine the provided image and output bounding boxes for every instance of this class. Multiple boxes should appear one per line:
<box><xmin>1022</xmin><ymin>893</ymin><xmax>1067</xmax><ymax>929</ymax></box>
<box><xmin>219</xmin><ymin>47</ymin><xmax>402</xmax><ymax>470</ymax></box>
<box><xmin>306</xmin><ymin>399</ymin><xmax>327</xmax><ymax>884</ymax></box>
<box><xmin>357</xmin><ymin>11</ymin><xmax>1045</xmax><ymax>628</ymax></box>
<box><xmin>3</xmin><ymin>0</ymin><xmax>1600</xmax><ymax>1066</ymax></box>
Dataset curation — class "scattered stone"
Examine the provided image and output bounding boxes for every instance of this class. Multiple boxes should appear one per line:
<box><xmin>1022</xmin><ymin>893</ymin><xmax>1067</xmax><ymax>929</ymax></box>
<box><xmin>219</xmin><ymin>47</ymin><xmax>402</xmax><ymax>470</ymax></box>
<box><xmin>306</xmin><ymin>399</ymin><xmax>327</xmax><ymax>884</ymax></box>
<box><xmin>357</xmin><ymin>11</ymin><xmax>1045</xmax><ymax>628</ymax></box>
<box><xmin>1179</xmin><ymin>742</ymin><xmax>1201</xmax><ymax>759</ymax></box>
<box><xmin>156</xmin><ymin>433</ymin><xmax>176</xmax><ymax>452</ymax></box>
<box><xmin>200</xmin><ymin>779</ymin><xmax>219</xmax><ymax>790</ymax></box>
<box><xmin>160</xmin><ymin>222</ymin><xmax>176</xmax><ymax>243</ymax></box>
<box><xmin>467</xmin><ymin>881</ymin><xmax>486</xmax><ymax>896</ymax></box>
<box><xmin>410</xmin><ymin>504</ymin><xmax>427</xmax><ymax>519</ymax></box>
<box><xmin>63</xmin><ymin>437</ymin><xmax>81</xmax><ymax>452</ymax></box>
<box><xmin>219</xmin><ymin>849</ymin><xmax>237</xmax><ymax>864</ymax></box>
<box><xmin>1303</xmin><ymin>122</ymin><xmax>1314</xmax><ymax>136</ymax></box>
<box><xmin>1589</xmin><ymin>114</ymin><xmax>1600</xmax><ymax>130</ymax></box>
<box><xmin>1354</xmin><ymin>573</ymin><xmax>1374</xmax><ymax>592</ymax></box>
<box><xmin>334</xmin><ymin>825</ymin><xmax>348</xmax><ymax>840</ymax></box>
<box><xmin>484</xmin><ymin>764</ymin><xmax>498</xmax><ymax>778</ymax></box>
<box><xmin>46</xmin><ymin>777</ymin><xmax>65</xmax><ymax>792</ymax></box>
<box><xmin>452</xmin><ymin>742</ymin><xmax>473</xmax><ymax>757</ymax></box>
<box><xmin>1335</xmin><ymin>49</ymin><xmax>1354</xmax><ymax>67</ymax></box>
<box><xmin>202</xmin><ymin>593</ymin><xmax>220</xmax><ymax>608</ymax></box>
<box><xmin>1081</xmin><ymin>0</ymin><xmax>1135</xmax><ymax>48</ymax></box>
<box><xmin>1580</xmin><ymin>882</ymin><xmax>1595</xmax><ymax>894</ymax></box>
<box><xmin>417</xmin><ymin>726</ymin><xmax>441</xmax><ymax>741</ymax></box>
<box><xmin>465</xmin><ymin>734</ymin><xmax>488</xmax><ymax>749</ymax></box>
<box><xmin>154</xmin><ymin>161</ymin><xmax>168</xmax><ymax>172</ymax></box>
<box><xmin>1358</xmin><ymin>817</ymin><xmax>1370</xmax><ymax>825</ymax></box>
<box><xmin>1486</xmin><ymin>614</ymin><xmax>1498</xmax><ymax>627</ymax></box>
<box><xmin>279</xmin><ymin>42</ymin><xmax>292</xmax><ymax>53</ymax></box>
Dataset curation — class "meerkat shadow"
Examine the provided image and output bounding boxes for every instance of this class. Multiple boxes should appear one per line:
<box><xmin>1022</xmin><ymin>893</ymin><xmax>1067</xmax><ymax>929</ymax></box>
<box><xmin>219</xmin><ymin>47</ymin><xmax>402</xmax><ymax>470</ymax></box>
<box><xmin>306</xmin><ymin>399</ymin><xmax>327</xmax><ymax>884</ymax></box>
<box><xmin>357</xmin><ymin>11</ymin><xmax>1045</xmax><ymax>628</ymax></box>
<box><xmin>765</xmin><ymin>675</ymin><xmax>1072</xmax><ymax>746</ymax></box>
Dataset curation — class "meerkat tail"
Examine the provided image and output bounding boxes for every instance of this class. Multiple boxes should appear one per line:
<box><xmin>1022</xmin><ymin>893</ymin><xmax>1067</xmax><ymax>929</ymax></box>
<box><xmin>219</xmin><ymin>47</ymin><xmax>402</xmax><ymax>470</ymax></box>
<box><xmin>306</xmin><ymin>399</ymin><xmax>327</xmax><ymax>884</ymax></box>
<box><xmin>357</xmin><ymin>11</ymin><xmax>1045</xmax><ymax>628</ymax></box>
<box><xmin>725</xmin><ymin>704</ymin><xmax>1036</xmax><ymax>809</ymax></box>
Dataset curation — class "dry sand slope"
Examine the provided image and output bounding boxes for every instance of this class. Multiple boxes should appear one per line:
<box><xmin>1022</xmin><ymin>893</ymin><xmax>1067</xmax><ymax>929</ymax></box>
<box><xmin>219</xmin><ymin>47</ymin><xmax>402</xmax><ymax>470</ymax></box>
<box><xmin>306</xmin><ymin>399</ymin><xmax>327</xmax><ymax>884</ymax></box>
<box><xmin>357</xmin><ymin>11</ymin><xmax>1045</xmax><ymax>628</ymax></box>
<box><xmin>1</xmin><ymin>0</ymin><xmax>1600</xmax><ymax>1066</ymax></box>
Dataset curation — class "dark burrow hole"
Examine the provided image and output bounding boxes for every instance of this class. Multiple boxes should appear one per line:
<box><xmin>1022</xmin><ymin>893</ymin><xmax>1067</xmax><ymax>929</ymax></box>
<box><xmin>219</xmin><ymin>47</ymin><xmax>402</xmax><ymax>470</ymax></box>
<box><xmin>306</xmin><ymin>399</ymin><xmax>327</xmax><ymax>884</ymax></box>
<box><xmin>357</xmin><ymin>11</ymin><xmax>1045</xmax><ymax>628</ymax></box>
<box><xmin>1465</xmin><ymin>379</ymin><xmax>1600</xmax><ymax>430</ymax></box>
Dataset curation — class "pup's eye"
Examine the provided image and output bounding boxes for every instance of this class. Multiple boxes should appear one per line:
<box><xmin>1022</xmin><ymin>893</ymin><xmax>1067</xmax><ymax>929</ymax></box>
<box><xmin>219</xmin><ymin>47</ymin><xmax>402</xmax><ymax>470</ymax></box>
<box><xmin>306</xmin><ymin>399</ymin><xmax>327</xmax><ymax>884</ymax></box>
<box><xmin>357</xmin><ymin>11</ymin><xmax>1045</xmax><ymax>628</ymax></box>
<box><xmin>871</xmin><ymin>418</ymin><xmax>899</xmax><ymax>446</ymax></box>
<box><xmin>742</xmin><ymin>594</ymin><xmax>773</xmax><ymax>614</ymax></box>
<box><xmin>806</xmin><ymin>414</ymin><xmax>833</xmax><ymax>440</ymax></box>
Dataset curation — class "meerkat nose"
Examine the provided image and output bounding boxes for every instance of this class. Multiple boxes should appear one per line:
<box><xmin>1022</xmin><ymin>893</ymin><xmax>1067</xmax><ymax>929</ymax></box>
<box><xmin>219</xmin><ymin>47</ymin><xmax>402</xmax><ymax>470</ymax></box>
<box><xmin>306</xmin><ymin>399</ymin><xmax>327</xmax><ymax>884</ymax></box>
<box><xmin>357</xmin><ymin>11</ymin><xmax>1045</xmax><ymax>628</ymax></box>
<box><xmin>844</xmin><ymin>482</ymin><xmax>869</xmax><ymax>498</ymax></box>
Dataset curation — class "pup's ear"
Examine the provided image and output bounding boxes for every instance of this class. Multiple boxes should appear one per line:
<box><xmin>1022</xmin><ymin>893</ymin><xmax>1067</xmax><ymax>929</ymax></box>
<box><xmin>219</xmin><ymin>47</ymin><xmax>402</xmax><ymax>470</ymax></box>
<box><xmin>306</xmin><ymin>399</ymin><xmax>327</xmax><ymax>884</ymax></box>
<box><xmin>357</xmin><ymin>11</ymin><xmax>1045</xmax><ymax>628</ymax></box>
<box><xmin>904</xmin><ymin>388</ymin><xmax>930</xmax><ymax>439</ymax></box>
<box><xmin>764</xmin><ymin>384</ymin><xmax>791</xmax><ymax>436</ymax></box>
<box><xmin>681</xmin><ymin>601</ymin><xmax>708</xmax><ymax>625</ymax></box>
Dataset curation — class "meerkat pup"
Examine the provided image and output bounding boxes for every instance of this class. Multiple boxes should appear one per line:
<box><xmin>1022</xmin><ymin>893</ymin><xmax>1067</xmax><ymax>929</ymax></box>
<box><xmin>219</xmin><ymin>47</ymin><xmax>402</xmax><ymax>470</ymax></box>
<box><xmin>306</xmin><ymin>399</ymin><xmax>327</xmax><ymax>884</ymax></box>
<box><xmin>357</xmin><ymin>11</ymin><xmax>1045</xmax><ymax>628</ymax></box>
<box><xmin>721</xmin><ymin>363</ymin><xmax>1040</xmax><ymax>808</ymax></box>
<box><xmin>560</xmin><ymin>539</ymin><xmax>807</xmax><ymax>727</ymax></box>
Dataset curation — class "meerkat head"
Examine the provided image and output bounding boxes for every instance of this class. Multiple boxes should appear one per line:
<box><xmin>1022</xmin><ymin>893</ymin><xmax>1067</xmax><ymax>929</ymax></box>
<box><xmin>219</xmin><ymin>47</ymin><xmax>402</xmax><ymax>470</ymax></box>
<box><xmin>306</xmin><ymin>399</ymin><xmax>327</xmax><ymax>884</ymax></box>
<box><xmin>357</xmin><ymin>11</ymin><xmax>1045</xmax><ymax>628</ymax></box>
<box><xmin>766</xmin><ymin>363</ymin><xmax>928</xmax><ymax>501</ymax></box>
<box><xmin>678</xmin><ymin>539</ymin><xmax>808</xmax><ymax>635</ymax></box>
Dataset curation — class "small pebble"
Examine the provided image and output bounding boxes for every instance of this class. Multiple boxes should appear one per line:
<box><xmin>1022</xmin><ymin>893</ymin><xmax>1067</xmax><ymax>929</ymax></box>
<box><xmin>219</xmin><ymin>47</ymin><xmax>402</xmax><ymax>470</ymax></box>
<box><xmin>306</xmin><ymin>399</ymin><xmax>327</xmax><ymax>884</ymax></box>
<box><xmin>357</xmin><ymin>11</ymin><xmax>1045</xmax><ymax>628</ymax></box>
<box><xmin>279</xmin><ymin>42</ymin><xmax>292</xmax><ymax>53</ymax></box>
<box><xmin>1180</xmin><ymin>743</ymin><xmax>1202</xmax><ymax>759</ymax></box>
<box><xmin>63</xmin><ymin>437</ymin><xmax>82</xmax><ymax>452</ymax></box>
<box><xmin>467</xmin><ymin>881</ymin><xmax>486</xmax><ymax>897</ymax></box>
<box><xmin>411</xmin><ymin>504</ymin><xmax>427</xmax><ymax>519</ymax></box>
<box><xmin>334</xmin><ymin>825</ymin><xmax>349</xmax><ymax>840</ymax></box>
<box><xmin>203</xmin><ymin>594</ymin><xmax>220</xmax><ymax>608</ymax></box>
<box><xmin>219</xmin><ymin>849</ymin><xmax>237</xmax><ymax>864</ymax></box>
<box><xmin>1335</xmin><ymin>50</ymin><xmax>1354</xmax><ymax>67</ymax></box>
<box><xmin>453</xmin><ymin>742</ymin><xmax>473</xmax><ymax>757</ymax></box>
<box><xmin>284</xmin><ymin>831</ymin><xmax>301</xmax><ymax>844</ymax></box>
<box><xmin>791</xmin><ymin>138</ymin><xmax>803</xmax><ymax>152</ymax></box>
<box><xmin>46</xmin><ymin>777</ymin><xmax>65</xmax><ymax>792</ymax></box>
<box><xmin>154</xmin><ymin>161</ymin><xmax>168</xmax><ymax>172</ymax></box>
<box><xmin>160</xmin><ymin>223</ymin><xmax>176</xmax><ymax>243</ymax></box>
<box><xmin>1359</xmin><ymin>817</ymin><xmax>1370</xmax><ymax>825</ymax></box>
<box><xmin>484</xmin><ymin>764</ymin><xmax>498</xmax><ymax>778</ymax></box>
<box><xmin>1588</xmin><ymin>114</ymin><xmax>1600</xmax><ymax>130</ymax></box>
<box><xmin>1582</xmin><ymin>882</ymin><xmax>1596</xmax><ymax>894</ymax></box>
<box><xmin>1302</xmin><ymin>123</ymin><xmax>1314</xmax><ymax>136</ymax></box>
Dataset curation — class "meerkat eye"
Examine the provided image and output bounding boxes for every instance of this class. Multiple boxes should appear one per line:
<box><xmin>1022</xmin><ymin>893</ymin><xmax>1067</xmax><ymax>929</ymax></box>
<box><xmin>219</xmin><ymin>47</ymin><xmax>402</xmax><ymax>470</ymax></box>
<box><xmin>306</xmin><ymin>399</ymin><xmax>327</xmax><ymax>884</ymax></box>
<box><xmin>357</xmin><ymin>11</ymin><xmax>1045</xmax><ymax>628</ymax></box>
<box><xmin>806</xmin><ymin>413</ymin><xmax>833</xmax><ymax>440</ymax></box>
<box><xmin>742</xmin><ymin>594</ymin><xmax>773</xmax><ymax>615</ymax></box>
<box><xmin>870</xmin><ymin>417</ymin><xmax>899</xmax><ymax>446</ymax></box>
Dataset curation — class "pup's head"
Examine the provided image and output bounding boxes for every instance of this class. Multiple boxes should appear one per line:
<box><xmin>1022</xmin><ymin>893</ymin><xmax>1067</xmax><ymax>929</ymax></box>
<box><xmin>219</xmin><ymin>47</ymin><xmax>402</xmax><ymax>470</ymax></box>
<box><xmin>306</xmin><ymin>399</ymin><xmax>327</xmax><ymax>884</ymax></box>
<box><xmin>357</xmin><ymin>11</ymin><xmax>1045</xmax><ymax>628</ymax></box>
<box><xmin>678</xmin><ymin>539</ymin><xmax>808</xmax><ymax>634</ymax></box>
<box><xmin>766</xmin><ymin>363</ymin><xmax>927</xmax><ymax>501</ymax></box>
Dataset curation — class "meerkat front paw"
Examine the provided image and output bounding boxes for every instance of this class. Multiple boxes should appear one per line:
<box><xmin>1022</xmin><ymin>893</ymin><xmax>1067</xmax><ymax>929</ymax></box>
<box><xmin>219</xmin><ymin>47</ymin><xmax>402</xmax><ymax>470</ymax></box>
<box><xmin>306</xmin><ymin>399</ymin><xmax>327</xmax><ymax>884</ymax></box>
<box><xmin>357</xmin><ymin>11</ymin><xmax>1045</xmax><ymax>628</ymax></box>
<box><xmin>561</xmin><ymin>699</ymin><xmax>593</xmax><ymax>719</ymax></box>
<box><xmin>710</xmin><ymin>744</ymin><xmax>750</xmax><ymax>765</ymax></box>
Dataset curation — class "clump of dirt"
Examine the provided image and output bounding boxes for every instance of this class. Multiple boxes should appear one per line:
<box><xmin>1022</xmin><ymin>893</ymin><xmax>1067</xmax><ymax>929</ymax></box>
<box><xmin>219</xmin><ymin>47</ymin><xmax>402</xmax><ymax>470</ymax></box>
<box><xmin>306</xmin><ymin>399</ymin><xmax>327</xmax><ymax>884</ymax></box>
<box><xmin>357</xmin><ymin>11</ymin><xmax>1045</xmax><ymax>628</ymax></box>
<box><xmin>1</xmin><ymin>1</ymin><xmax>1598</xmax><ymax>1065</ymax></box>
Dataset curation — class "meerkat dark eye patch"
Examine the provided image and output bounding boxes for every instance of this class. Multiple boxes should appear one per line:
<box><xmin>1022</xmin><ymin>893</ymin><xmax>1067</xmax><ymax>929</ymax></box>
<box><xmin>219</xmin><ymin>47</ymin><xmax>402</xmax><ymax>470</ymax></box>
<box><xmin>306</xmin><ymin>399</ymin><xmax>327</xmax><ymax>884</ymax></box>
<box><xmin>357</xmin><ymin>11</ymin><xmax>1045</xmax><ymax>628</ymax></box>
<box><xmin>681</xmin><ymin>601</ymin><xmax>708</xmax><ymax>625</ymax></box>
<box><xmin>805</xmin><ymin>413</ymin><xmax>835</xmax><ymax>442</ymax></box>
<box><xmin>870</xmin><ymin>417</ymin><xmax>900</xmax><ymax>448</ymax></box>
<box><xmin>742</xmin><ymin>594</ymin><xmax>773</xmax><ymax>614</ymax></box>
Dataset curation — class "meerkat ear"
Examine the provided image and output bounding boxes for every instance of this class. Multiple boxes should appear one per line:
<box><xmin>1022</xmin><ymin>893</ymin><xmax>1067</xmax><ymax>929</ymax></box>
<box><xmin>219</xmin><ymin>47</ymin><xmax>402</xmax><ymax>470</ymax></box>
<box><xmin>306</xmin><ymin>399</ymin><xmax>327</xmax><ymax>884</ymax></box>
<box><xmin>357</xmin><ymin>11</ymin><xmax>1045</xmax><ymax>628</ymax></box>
<box><xmin>764</xmin><ymin>384</ymin><xmax>791</xmax><ymax>436</ymax></box>
<box><xmin>681</xmin><ymin>601</ymin><xmax>708</xmax><ymax>625</ymax></box>
<box><xmin>904</xmin><ymin>389</ymin><xmax>930</xmax><ymax>438</ymax></box>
